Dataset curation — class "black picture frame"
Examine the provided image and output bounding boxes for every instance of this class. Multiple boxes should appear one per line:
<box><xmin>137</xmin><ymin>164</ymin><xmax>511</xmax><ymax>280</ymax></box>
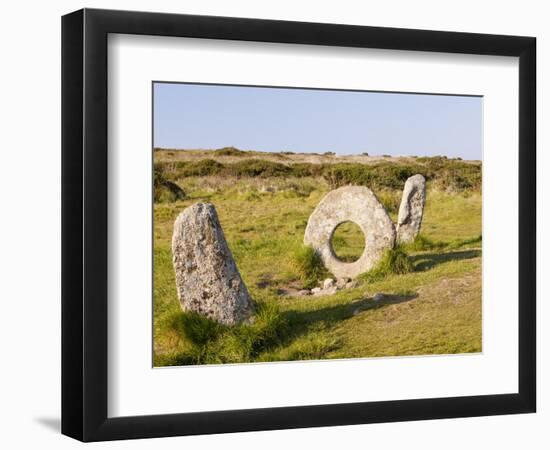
<box><xmin>61</xmin><ymin>8</ymin><xmax>536</xmax><ymax>442</ymax></box>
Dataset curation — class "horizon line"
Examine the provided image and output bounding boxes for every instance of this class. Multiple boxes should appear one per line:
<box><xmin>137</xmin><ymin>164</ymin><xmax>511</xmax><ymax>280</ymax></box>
<box><xmin>153</xmin><ymin>146</ymin><xmax>481</xmax><ymax>161</ymax></box>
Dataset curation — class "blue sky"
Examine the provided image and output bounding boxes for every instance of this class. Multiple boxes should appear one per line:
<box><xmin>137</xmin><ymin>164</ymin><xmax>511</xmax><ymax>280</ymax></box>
<box><xmin>153</xmin><ymin>82</ymin><xmax>482</xmax><ymax>160</ymax></box>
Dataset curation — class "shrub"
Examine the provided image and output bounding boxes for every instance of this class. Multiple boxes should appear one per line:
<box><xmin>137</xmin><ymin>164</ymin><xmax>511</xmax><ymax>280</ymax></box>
<box><xmin>433</xmin><ymin>166</ymin><xmax>481</xmax><ymax>192</ymax></box>
<box><xmin>155</xmin><ymin>155</ymin><xmax>481</xmax><ymax>193</ymax></box>
<box><xmin>322</xmin><ymin>163</ymin><xmax>374</xmax><ymax>189</ymax></box>
<box><xmin>153</xmin><ymin>164</ymin><xmax>166</xmax><ymax>186</ymax></box>
<box><xmin>214</xmin><ymin>146</ymin><xmax>248</xmax><ymax>156</ymax></box>
<box><xmin>322</xmin><ymin>163</ymin><xmax>421</xmax><ymax>190</ymax></box>
<box><xmin>179</xmin><ymin>159</ymin><xmax>225</xmax><ymax>177</ymax></box>
<box><xmin>154</xmin><ymin>181</ymin><xmax>186</xmax><ymax>203</ymax></box>
<box><xmin>226</xmin><ymin>159</ymin><xmax>293</xmax><ymax>178</ymax></box>
<box><xmin>415</xmin><ymin>157</ymin><xmax>481</xmax><ymax>192</ymax></box>
<box><xmin>289</xmin><ymin>163</ymin><xmax>324</xmax><ymax>177</ymax></box>
<box><xmin>153</xmin><ymin>165</ymin><xmax>186</xmax><ymax>202</ymax></box>
<box><xmin>417</xmin><ymin>155</ymin><xmax>448</xmax><ymax>168</ymax></box>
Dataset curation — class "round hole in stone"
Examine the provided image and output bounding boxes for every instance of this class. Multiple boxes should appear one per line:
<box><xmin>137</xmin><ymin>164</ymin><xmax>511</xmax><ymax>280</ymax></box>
<box><xmin>331</xmin><ymin>221</ymin><xmax>366</xmax><ymax>263</ymax></box>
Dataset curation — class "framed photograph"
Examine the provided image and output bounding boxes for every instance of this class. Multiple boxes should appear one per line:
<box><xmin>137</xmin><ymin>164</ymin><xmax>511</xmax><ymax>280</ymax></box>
<box><xmin>61</xmin><ymin>8</ymin><xmax>536</xmax><ymax>442</ymax></box>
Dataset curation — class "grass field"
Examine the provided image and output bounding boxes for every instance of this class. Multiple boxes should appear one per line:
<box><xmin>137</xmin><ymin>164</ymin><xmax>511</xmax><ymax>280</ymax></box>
<box><xmin>153</xmin><ymin>149</ymin><xmax>482</xmax><ymax>366</ymax></box>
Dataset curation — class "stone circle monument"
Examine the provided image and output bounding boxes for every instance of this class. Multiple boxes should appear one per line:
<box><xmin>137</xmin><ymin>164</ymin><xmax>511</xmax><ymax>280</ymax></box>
<box><xmin>304</xmin><ymin>186</ymin><xmax>396</xmax><ymax>279</ymax></box>
<box><xmin>396</xmin><ymin>174</ymin><xmax>426</xmax><ymax>244</ymax></box>
<box><xmin>171</xmin><ymin>203</ymin><xmax>254</xmax><ymax>325</ymax></box>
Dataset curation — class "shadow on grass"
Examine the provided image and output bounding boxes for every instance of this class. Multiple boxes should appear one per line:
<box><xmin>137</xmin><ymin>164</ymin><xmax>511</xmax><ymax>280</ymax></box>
<box><xmin>155</xmin><ymin>292</ymin><xmax>418</xmax><ymax>367</ymax></box>
<box><xmin>284</xmin><ymin>292</ymin><xmax>419</xmax><ymax>326</ymax></box>
<box><xmin>411</xmin><ymin>249</ymin><xmax>481</xmax><ymax>272</ymax></box>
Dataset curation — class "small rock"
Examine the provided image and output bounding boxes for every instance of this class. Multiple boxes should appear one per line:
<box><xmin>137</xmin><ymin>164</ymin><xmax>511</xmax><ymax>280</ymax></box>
<box><xmin>336</xmin><ymin>277</ymin><xmax>351</xmax><ymax>289</ymax></box>
<box><xmin>323</xmin><ymin>278</ymin><xmax>335</xmax><ymax>289</ymax></box>
<box><xmin>345</xmin><ymin>280</ymin><xmax>358</xmax><ymax>289</ymax></box>
<box><xmin>311</xmin><ymin>287</ymin><xmax>322</xmax><ymax>295</ymax></box>
<box><xmin>324</xmin><ymin>286</ymin><xmax>338</xmax><ymax>295</ymax></box>
<box><xmin>373</xmin><ymin>293</ymin><xmax>384</xmax><ymax>302</ymax></box>
<box><xmin>298</xmin><ymin>289</ymin><xmax>311</xmax><ymax>296</ymax></box>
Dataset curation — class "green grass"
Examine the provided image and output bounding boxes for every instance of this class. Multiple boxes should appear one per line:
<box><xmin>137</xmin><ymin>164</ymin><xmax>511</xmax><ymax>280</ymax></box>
<box><xmin>288</xmin><ymin>245</ymin><xmax>329</xmax><ymax>289</ymax></box>
<box><xmin>360</xmin><ymin>246</ymin><xmax>414</xmax><ymax>283</ymax></box>
<box><xmin>331</xmin><ymin>221</ymin><xmax>366</xmax><ymax>262</ymax></box>
<box><xmin>153</xmin><ymin>152</ymin><xmax>482</xmax><ymax>365</ymax></box>
<box><xmin>155</xmin><ymin>302</ymin><xmax>288</xmax><ymax>366</ymax></box>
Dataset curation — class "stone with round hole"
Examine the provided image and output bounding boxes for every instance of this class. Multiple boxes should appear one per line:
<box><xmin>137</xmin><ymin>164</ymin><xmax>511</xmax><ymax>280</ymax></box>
<box><xmin>304</xmin><ymin>186</ymin><xmax>396</xmax><ymax>279</ymax></box>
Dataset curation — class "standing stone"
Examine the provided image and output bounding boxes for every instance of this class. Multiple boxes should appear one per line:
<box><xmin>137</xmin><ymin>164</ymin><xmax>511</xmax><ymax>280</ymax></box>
<box><xmin>171</xmin><ymin>203</ymin><xmax>254</xmax><ymax>326</ymax></box>
<box><xmin>304</xmin><ymin>186</ymin><xmax>396</xmax><ymax>279</ymax></box>
<box><xmin>396</xmin><ymin>174</ymin><xmax>426</xmax><ymax>244</ymax></box>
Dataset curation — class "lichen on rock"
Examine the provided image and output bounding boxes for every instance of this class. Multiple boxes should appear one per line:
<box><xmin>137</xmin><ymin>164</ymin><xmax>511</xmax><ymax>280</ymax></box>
<box><xmin>396</xmin><ymin>174</ymin><xmax>426</xmax><ymax>244</ymax></box>
<box><xmin>171</xmin><ymin>203</ymin><xmax>254</xmax><ymax>325</ymax></box>
<box><xmin>304</xmin><ymin>186</ymin><xmax>396</xmax><ymax>279</ymax></box>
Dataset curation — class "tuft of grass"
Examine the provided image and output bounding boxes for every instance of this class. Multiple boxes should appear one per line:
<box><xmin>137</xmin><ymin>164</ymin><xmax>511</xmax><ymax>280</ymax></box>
<box><xmin>174</xmin><ymin>311</ymin><xmax>222</xmax><ymax>346</ymax></box>
<box><xmin>360</xmin><ymin>245</ymin><xmax>414</xmax><ymax>282</ymax></box>
<box><xmin>158</xmin><ymin>302</ymin><xmax>289</xmax><ymax>366</ymax></box>
<box><xmin>288</xmin><ymin>244</ymin><xmax>329</xmax><ymax>288</ymax></box>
